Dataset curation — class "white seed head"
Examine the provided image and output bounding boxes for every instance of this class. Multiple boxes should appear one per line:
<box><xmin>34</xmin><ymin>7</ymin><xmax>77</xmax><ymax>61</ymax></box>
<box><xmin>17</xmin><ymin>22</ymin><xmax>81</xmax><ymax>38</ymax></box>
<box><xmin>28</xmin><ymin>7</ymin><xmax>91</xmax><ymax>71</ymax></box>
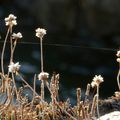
<box><xmin>5</xmin><ymin>14</ymin><xmax>17</xmax><ymax>27</ymax></box>
<box><xmin>117</xmin><ymin>58</ymin><xmax>120</xmax><ymax>63</ymax></box>
<box><xmin>8</xmin><ymin>62</ymin><xmax>21</xmax><ymax>73</ymax></box>
<box><xmin>116</xmin><ymin>50</ymin><xmax>120</xmax><ymax>57</ymax></box>
<box><xmin>38</xmin><ymin>72</ymin><xmax>49</xmax><ymax>81</ymax></box>
<box><xmin>12</xmin><ymin>32</ymin><xmax>22</xmax><ymax>39</ymax></box>
<box><xmin>35</xmin><ymin>28</ymin><xmax>46</xmax><ymax>39</ymax></box>
<box><xmin>91</xmin><ymin>81</ymin><xmax>97</xmax><ymax>88</ymax></box>
<box><xmin>115</xmin><ymin>91</ymin><xmax>120</xmax><ymax>97</ymax></box>
<box><xmin>91</xmin><ymin>75</ymin><xmax>104</xmax><ymax>87</ymax></box>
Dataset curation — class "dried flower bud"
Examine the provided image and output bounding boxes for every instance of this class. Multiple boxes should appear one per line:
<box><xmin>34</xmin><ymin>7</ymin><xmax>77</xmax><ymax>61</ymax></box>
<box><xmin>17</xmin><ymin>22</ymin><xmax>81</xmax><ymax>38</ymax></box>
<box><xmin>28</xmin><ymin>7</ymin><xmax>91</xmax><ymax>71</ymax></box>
<box><xmin>91</xmin><ymin>81</ymin><xmax>97</xmax><ymax>88</ymax></box>
<box><xmin>115</xmin><ymin>91</ymin><xmax>120</xmax><ymax>97</ymax></box>
<box><xmin>117</xmin><ymin>58</ymin><xmax>120</xmax><ymax>63</ymax></box>
<box><xmin>38</xmin><ymin>72</ymin><xmax>49</xmax><ymax>81</ymax></box>
<box><xmin>5</xmin><ymin>14</ymin><xmax>17</xmax><ymax>27</ymax></box>
<box><xmin>116</xmin><ymin>50</ymin><xmax>120</xmax><ymax>57</ymax></box>
<box><xmin>12</xmin><ymin>32</ymin><xmax>22</xmax><ymax>39</ymax></box>
<box><xmin>35</xmin><ymin>28</ymin><xmax>46</xmax><ymax>39</ymax></box>
<box><xmin>91</xmin><ymin>75</ymin><xmax>104</xmax><ymax>87</ymax></box>
<box><xmin>8</xmin><ymin>62</ymin><xmax>21</xmax><ymax>73</ymax></box>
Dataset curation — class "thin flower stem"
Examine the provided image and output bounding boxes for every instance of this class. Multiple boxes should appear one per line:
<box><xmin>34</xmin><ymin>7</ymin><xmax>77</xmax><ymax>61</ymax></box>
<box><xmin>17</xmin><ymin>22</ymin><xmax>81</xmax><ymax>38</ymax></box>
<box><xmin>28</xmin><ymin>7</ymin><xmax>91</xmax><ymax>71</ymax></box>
<box><xmin>40</xmin><ymin>38</ymin><xmax>44</xmax><ymax>72</ymax></box>
<box><xmin>11</xmin><ymin>40</ymin><xmax>17</xmax><ymax>63</ymax></box>
<box><xmin>1</xmin><ymin>28</ymin><xmax>10</xmax><ymax>75</ymax></box>
<box><xmin>117</xmin><ymin>63</ymin><xmax>120</xmax><ymax>90</ymax></box>
<box><xmin>90</xmin><ymin>94</ymin><xmax>97</xmax><ymax>116</ymax></box>
<box><xmin>96</xmin><ymin>85</ymin><xmax>100</xmax><ymax>119</ymax></box>
<box><xmin>77</xmin><ymin>88</ymin><xmax>81</xmax><ymax>120</ymax></box>
<box><xmin>40</xmin><ymin>38</ymin><xmax>45</xmax><ymax>101</ymax></box>
<box><xmin>8</xmin><ymin>27</ymin><xmax>13</xmax><ymax>76</ymax></box>
<box><xmin>12</xmin><ymin>40</ymin><xmax>17</xmax><ymax>54</ymax></box>
<box><xmin>18</xmin><ymin>73</ymin><xmax>40</xmax><ymax>97</ymax></box>
<box><xmin>10</xmin><ymin>37</ymin><xmax>13</xmax><ymax>63</ymax></box>
<box><xmin>41</xmin><ymin>80</ymin><xmax>44</xmax><ymax>101</ymax></box>
<box><xmin>32</xmin><ymin>74</ymin><xmax>36</xmax><ymax>102</ymax></box>
<box><xmin>9</xmin><ymin>27</ymin><xmax>14</xmax><ymax>64</ymax></box>
<box><xmin>12</xmin><ymin>73</ymin><xmax>18</xmax><ymax>100</ymax></box>
<box><xmin>45</xmin><ymin>81</ymin><xmax>52</xmax><ymax>94</ymax></box>
<box><xmin>85</xmin><ymin>84</ymin><xmax>90</xmax><ymax>102</ymax></box>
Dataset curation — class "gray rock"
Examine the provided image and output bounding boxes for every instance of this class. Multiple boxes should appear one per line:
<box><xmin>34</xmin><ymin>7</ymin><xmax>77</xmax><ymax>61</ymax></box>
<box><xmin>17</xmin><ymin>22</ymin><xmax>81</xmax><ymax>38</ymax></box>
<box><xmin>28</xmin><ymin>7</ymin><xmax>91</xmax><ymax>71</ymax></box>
<box><xmin>97</xmin><ymin>111</ymin><xmax>120</xmax><ymax>120</ymax></box>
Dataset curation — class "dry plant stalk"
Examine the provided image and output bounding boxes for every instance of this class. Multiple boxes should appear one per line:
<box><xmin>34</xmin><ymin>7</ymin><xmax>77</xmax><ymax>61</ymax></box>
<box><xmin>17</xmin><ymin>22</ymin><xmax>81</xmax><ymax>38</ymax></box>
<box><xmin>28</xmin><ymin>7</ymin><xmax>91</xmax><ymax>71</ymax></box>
<box><xmin>90</xmin><ymin>94</ymin><xmax>97</xmax><ymax>117</ymax></box>
<box><xmin>76</xmin><ymin>88</ymin><xmax>81</xmax><ymax>119</ymax></box>
<box><xmin>116</xmin><ymin>50</ymin><xmax>120</xmax><ymax>91</ymax></box>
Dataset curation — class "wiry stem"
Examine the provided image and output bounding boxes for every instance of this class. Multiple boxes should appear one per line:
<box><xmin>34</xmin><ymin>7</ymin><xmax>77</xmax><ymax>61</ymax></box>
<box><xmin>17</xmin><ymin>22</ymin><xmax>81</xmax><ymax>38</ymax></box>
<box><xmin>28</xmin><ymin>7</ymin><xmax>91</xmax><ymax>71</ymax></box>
<box><xmin>40</xmin><ymin>38</ymin><xmax>44</xmax><ymax>72</ymax></box>
<box><xmin>90</xmin><ymin>94</ymin><xmax>97</xmax><ymax>116</ymax></box>
<box><xmin>85</xmin><ymin>84</ymin><xmax>90</xmax><ymax>101</ymax></box>
<box><xmin>12</xmin><ymin>73</ymin><xmax>18</xmax><ymax>100</ymax></box>
<box><xmin>18</xmin><ymin>73</ymin><xmax>40</xmax><ymax>97</ymax></box>
<box><xmin>117</xmin><ymin>63</ymin><xmax>120</xmax><ymax>91</ymax></box>
<box><xmin>8</xmin><ymin>27</ymin><xmax>13</xmax><ymax>76</ymax></box>
<box><xmin>12</xmin><ymin>40</ymin><xmax>17</xmax><ymax>59</ymax></box>
<box><xmin>40</xmin><ymin>38</ymin><xmax>45</xmax><ymax>101</ymax></box>
<box><xmin>96</xmin><ymin>85</ymin><xmax>100</xmax><ymax>119</ymax></box>
<box><xmin>1</xmin><ymin>28</ymin><xmax>10</xmax><ymax>75</ymax></box>
<box><xmin>32</xmin><ymin>74</ymin><xmax>36</xmax><ymax>102</ymax></box>
<box><xmin>77</xmin><ymin>88</ymin><xmax>81</xmax><ymax>120</ymax></box>
<box><xmin>10</xmin><ymin>38</ymin><xmax>13</xmax><ymax>63</ymax></box>
<box><xmin>10</xmin><ymin>40</ymin><xmax>17</xmax><ymax>64</ymax></box>
<box><xmin>45</xmin><ymin>81</ymin><xmax>52</xmax><ymax>94</ymax></box>
<box><xmin>41</xmin><ymin>80</ymin><xmax>44</xmax><ymax>101</ymax></box>
<box><xmin>9</xmin><ymin>27</ymin><xmax>13</xmax><ymax>63</ymax></box>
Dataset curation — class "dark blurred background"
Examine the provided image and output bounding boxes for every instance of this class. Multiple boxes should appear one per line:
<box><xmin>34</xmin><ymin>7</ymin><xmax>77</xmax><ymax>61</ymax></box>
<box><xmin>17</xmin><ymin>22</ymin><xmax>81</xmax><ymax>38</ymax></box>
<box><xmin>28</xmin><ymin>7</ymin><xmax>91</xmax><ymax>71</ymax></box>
<box><xmin>0</xmin><ymin>0</ymin><xmax>120</xmax><ymax>103</ymax></box>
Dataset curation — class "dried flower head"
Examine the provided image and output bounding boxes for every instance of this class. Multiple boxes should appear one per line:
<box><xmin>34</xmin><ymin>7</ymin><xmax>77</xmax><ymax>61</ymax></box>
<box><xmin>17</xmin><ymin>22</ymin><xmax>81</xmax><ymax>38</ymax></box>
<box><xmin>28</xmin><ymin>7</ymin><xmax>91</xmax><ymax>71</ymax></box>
<box><xmin>35</xmin><ymin>28</ymin><xmax>46</xmax><ymax>39</ymax></box>
<box><xmin>5</xmin><ymin>14</ymin><xmax>17</xmax><ymax>27</ymax></box>
<box><xmin>12</xmin><ymin>32</ymin><xmax>22</xmax><ymax>39</ymax></box>
<box><xmin>91</xmin><ymin>75</ymin><xmax>104</xmax><ymax>87</ymax></box>
<box><xmin>38</xmin><ymin>72</ymin><xmax>49</xmax><ymax>81</ymax></box>
<box><xmin>8</xmin><ymin>62</ymin><xmax>21</xmax><ymax>73</ymax></box>
<box><xmin>116</xmin><ymin>50</ymin><xmax>120</xmax><ymax>57</ymax></box>
<box><xmin>115</xmin><ymin>91</ymin><xmax>120</xmax><ymax>98</ymax></box>
<box><xmin>117</xmin><ymin>58</ymin><xmax>120</xmax><ymax>63</ymax></box>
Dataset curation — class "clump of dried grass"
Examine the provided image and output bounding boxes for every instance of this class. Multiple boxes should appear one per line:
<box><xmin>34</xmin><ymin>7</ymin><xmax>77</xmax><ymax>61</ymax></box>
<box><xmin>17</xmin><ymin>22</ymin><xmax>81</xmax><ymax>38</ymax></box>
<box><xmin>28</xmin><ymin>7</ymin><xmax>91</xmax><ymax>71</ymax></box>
<box><xmin>0</xmin><ymin>14</ymin><xmax>119</xmax><ymax>120</ymax></box>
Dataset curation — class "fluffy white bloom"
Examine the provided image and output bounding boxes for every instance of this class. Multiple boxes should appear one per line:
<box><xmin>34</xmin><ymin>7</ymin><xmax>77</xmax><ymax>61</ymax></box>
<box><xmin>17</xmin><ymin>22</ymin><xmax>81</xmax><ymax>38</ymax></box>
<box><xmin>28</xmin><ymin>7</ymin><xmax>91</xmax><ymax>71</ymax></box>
<box><xmin>38</xmin><ymin>72</ymin><xmax>49</xmax><ymax>80</ymax></box>
<box><xmin>116</xmin><ymin>50</ymin><xmax>120</xmax><ymax>57</ymax></box>
<box><xmin>5</xmin><ymin>14</ymin><xmax>17</xmax><ymax>26</ymax></box>
<box><xmin>91</xmin><ymin>75</ymin><xmax>104</xmax><ymax>87</ymax></box>
<box><xmin>115</xmin><ymin>91</ymin><xmax>120</xmax><ymax>97</ymax></box>
<box><xmin>117</xmin><ymin>58</ymin><xmax>120</xmax><ymax>63</ymax></box>
<box><xmin>91</xmin><ymin>81</ymin><xmax>97</xmax><ymax>88</ymax></box>
<box><xmin>12</xmin><ymin>32</ymin><xmax>22</xmax><ymax>39</ymax></box>
<box><xmin>35</xmin><ymin>28</ymin><xmax>46</xmax><ymax>39</ymax></box>
<box><xmin>8</xmin><ymin>62</ymin><xmax>21</xmax><ymax>73</ymax></box>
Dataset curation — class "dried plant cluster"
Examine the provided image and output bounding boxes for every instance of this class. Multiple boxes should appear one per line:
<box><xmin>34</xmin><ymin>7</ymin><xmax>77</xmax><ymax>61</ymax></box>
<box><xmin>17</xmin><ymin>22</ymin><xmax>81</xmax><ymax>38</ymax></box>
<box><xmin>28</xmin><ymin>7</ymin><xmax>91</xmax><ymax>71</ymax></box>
<box><xmin>0</xmin><ymin>14</ymin><xmax>119</xmax><ymax>120</ymax></box>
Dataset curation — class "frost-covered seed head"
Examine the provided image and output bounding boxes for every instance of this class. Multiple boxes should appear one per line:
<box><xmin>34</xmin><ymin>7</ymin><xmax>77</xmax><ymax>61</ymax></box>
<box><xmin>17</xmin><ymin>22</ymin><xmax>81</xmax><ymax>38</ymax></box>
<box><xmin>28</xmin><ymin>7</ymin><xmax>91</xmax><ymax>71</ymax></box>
<box><xmin>38</xmin><ymin>72</ymin><xmax>49</xmax><ymax>81</ymax></box>
<box><xmin>91</xmin><ymin>75</ymin><xmax>104</xmax><ymax>87</ymax></box>
<box><xmin>35</xmin><ymin>28</ymin><xmax>46</xmax><ymax>39</ymax></box>
<box><xmin>115</xmin><ymin>91</ymin><xmax>120</xmax><ymax>97</ymax></box>
<box><xmin>5</xmin><ymin>14</ymin><xmax>17</xmax><ymax>27</ymax></box>
<box><xmin>12</xmin><ymin>32</ymin><xmax>22</xmax><ymax>39</ymax></box>
<box><xmin>91</xmin><ymin>81</ymin><xmax>97</xmax><ymax>88</ymax></box>
<box><xmin>8</xmin><ymin>62</ymin><xmax>20</xmax><ymax>73</ymax></box>
<box><xmin>117</xmin><ymin>58</ymin><xmax>120</xmax><ymax>63</ymax></box>
<box><xmin>116</xmin><ymin>50</ymin><xmax>120</xmax><ymax>57</ymax></box>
